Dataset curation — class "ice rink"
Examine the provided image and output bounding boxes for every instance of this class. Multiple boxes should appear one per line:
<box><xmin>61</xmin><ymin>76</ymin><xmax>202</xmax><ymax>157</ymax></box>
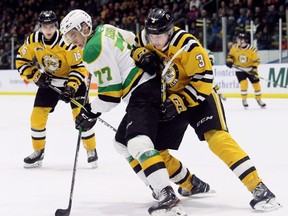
<box><xmin>0</xmin><ymin>95</ymin><xmax>287</xmax><ymax>216</ymax></box>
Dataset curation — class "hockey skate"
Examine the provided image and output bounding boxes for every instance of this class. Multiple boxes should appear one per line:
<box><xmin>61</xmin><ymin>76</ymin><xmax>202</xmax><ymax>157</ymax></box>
<box><xmin>256</xmin><ymin>99</ymin><xmax>266</xmax><ymax>108</ymax></box>
<box><xmin>178</xmin><ymin>174</ymin><xmax>216</xmax><ymax>197</ymax></box>
<box><xmin>24</xmin><ymin>149</ymin><xmax>45</xmax><ymax>168</ymax></box>
<box><xmin>242</xmin><ymin>99</ymin><xmax>249</xmax><ymax>108</ymax></box>
<box><xmin>148</xmin><ymin>186</ymin><xmax>189</xmax><ymax>216</ymax></box>
<box><xmin>87</xmin><ymin>148</ymin><xmax>98</xmax><ymax>168</ymax></box>
<box><xmin>250</xmin><ymin>182</ymin><xmax>282</xmax><ymax>212</ymax></box>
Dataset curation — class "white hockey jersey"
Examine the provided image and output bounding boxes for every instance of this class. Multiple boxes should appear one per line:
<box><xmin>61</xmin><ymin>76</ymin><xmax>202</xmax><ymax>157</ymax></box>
<box><xmin>83</xmin><ymin>24</ymin><xmax>154</xmax><ymax>113</ymax></box>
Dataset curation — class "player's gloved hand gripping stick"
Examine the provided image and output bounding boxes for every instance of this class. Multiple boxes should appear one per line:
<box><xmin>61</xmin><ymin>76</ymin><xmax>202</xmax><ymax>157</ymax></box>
<box><xmin>48</xmin><ymin>83</ymin><xmax>117</xmax><ymax>132</ymax></box>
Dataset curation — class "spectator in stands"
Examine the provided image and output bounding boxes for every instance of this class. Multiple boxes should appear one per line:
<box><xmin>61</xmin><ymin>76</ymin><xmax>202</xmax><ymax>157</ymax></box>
<box><xmin>227</xmin><ymin>16</ymin><xmax>237</xmax><ymax>42</ymax></box>
<box><xmin>0</xmin><ymin>0</ymin><xmax>286</xmax><ymax>68</ymax></box>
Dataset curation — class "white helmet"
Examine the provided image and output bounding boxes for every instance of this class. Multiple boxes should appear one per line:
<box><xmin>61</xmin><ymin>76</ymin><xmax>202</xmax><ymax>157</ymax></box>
<box><xmin>60</xmin><ymin>9</ymin><xmax>92</xmax><ymax>36</ymax></box>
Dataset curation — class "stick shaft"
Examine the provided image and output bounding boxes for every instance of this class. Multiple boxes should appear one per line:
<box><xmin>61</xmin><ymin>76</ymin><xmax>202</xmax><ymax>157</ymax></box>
<box><xmin>161</xmin><ymin>45</ymin><xmax>188</xmax><ymax>102</ymax></box>
<box><xmin>48</xmin><ymin>81</ymin><xmax>117</xmax><ymax>131</ymax></box>
<box><xmin>55</xmin><ymin>73</ymin><xmax>92</xmax><ymax>216</ymax></box>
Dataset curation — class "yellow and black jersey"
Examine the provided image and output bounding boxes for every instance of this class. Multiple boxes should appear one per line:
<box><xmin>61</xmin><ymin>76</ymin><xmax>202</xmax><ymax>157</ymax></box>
<box><xmin>227</xmin><ymin>43</ymin><xmax>260</xmax><ymax>71</ymax></box>
<box><xmin>135</xmin><ymin>26</ymin><xmax>213</xmax><ymax>107</ymax></box>
<box><xmin>16</xmin><ymin>30</ymin><xmax>88</xmax><ymax>90</ymax></box>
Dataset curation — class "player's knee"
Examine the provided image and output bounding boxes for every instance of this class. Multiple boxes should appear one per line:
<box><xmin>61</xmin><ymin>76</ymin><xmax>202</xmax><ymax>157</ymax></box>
<box><xmin>113</xmin><ymin>139</ymin><xmax>131</xmax><ymax>158</ymax></box>
<box><xmin>127</xmin><ymin>135</ymin><xmax>154</xmax><ymax>160</ymax></box>
<box><xmin>30</xmin><ymin>107</ymin><xmax>51</xmax><ymax>129</ymax></box>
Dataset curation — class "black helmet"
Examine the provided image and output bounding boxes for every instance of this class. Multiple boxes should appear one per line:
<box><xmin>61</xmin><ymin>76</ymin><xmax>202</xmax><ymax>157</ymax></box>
<box><xmin>145</xmin><ymin>8</ymin><xmax>174</xmax><ymax>34</ymax></box>
<box><xmin>38</xmin><ymin>11</ymin><xmax>58</xmax><ymax>26</ymax></box>
<box><xmin>238</xmin><ymin>32</ymin><xmax>249</xmax><ymax>42</ymax></box>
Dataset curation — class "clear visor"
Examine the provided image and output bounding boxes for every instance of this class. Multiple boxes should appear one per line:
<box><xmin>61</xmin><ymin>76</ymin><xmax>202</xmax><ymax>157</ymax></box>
<box><xmin>148</xmin><ymin>32</ymin><xmax>169</xmax><ymax>42</ymax></box>
<box><xmin>63</xmin><ymin>28</ymin><xmax>81</xmax><ymax>45</ymax></box>
<box><xmin>63</xmin><ymin>33</ymin><xmax>76</xmax><ymax>45</ymax></box>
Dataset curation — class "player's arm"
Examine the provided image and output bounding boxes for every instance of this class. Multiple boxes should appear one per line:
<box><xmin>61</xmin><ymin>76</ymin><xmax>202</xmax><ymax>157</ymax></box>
<box><xmin>226</xmin><ymin>45</ymin><xmax>235</xmax><ymax>68</ymax></box>
<box><xmin>16</xmin><ymin>33</ymin><xmax>50</xmax><ymax>87</ymax></box>
<box><xmin>16</xmin><ymin>35</ymin><xmax>39</xmax><ymax>82</ymax></box>
<box><xmin>250</xmin><ymin>47</ymin><xmax>260</xmax><ymax>73</ymax></box>
<box><xmin>180</xmin><ymin>45</ymin><xmax>213</xmax><ymax>107</ymax></box>
<box><xmin>65</xmin><ymin>45</ymin><xmax>87</xmax><ymax>91</ymax></box>
<box><xmin>59</xmin><ymin>44</ymin><xmax>87</xmax><ymax>103</ymax></box>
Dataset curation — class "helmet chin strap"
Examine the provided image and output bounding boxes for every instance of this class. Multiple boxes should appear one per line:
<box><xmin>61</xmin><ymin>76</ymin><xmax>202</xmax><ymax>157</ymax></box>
<box><xmin>240</xmin><ymin>42</ymin><xmax>247</xmax><ymax>48</ymax></box>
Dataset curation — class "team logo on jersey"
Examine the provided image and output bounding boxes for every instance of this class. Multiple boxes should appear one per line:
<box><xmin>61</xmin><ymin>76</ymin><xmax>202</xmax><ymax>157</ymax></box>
<box><xmin>238</xmin><ymin>54</ymin><xmax>248</xmax><ymax>63</ymax></box>
<box><xmin>42</xmin><ymin>54</ymin><xmax>61</xmax><ymax>73</ymax></box>
<box><xmin>162</xmin><ymin>58</ymin><xmax>179</xmax><ymax>88</ymax></box>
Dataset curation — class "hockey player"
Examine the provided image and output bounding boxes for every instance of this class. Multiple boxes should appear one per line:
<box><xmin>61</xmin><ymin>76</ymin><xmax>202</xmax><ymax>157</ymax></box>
<box><xmin>226</xmin><ymin>32</ymin><xmax>266</xmax><ymax>108</ymax></box>
<box><xmin>16</xmin><ymin>11</ymin><xmax>98</xmax><ymax>168</ymax></box>
<box><xmin>60</xmin><ymin>9</ymin><xmax>189</xmax><ymax>216</ymax></box>
<box><xmin>132</xmin><ymin>8</ymin><xmax>281</xmax><ymax>212</ymax></box>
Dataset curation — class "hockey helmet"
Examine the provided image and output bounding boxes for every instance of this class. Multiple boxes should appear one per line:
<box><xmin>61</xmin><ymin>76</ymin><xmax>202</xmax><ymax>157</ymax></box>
<box><xmin>60</xmin><ymin>9</ymin><xmax>92</xmax><ymax>36</ymax></box>
<box><xmin>145</xmin><ymin>8</ymin><xmax>174</xmax><ymax>35</ymax></box>
<box><xmin>38</xmin><ymin>11</ymin><xmax>58</xmax><ymax>26</ymax></box>
<box><xmin>237</xmin><ymin>32</ymin><xmax>249</xmax><ymax>43</ymax></box>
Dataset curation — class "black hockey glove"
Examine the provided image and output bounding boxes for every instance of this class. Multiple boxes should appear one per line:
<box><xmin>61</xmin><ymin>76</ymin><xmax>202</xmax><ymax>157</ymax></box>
<box><xmin>160</xmin><ymin>94</ymin><xmax>188</xmax><ymax>121</ymax></box>
<box><xmin>75</xmin><ymin>103</ymin><xmax>101</xmax><ymax>132</ymax></box>
<box><xmin>59</xmin><ymin>85</ymin><xmax>76</xmax><ymax>103</ymax></box>
<box><xmin>131</xmin><ymin>46</ymin><xmax>163</xmax><ymax>75</ymax></box>
<box><xmin>34</xmin><ymin>71</ymin><xmax>51</xmax><ymax>88</ymax></box>
<box><xmin>226</xmin><ymin>61</ymin><xmax>233</xmax><ymax>68</ymax></box>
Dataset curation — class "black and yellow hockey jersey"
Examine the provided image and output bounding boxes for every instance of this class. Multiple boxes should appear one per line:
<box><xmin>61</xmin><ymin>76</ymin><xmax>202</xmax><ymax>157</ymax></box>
<box><xmin>227</xmin><ymin>43</ymin><xmax>260</xmax><ymax>72</ymax></box>
<box><xmin>16</xmin><ymin>30</ymin><xmax>88</xmax><ymax>90</ymax></box>
<box><xmin>135</xmin><ymin>26</ymin><xmax>213</xmax><ymax>107</ymax></box>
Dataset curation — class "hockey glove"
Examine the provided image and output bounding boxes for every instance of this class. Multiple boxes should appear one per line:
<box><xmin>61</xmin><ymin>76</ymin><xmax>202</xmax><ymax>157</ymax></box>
<box><xmin>160</xmin><ymin>94</ymin><xmax>188</xmax><ymax>121</ymax></box>
<box><xmin>33</xmin><ymin>71</ymin><xmax>51</xmax><ymax>88</ymax></box>
<box><xmin>248</xmin><ymin>70</ymin><xmax>260</xmax><ymax>81</ymax></box>
<box><xmin>59</xmin><ymin>85</ymin><xmax>76</xmax><ymax>103</ymax></box>
<box><xmin>75</xmin><ymin>103</ymin><xmax>101</xmax><ymax>132</ymax></box>
<box><xmin>131</xmin><ymin>46</ymin><xmax>163</xmax><ymax>75</ymax></box>
<box><xmin>226</xmin><ymin>61</ymin><xmax>233</xmax><ymax>68</ymax></box>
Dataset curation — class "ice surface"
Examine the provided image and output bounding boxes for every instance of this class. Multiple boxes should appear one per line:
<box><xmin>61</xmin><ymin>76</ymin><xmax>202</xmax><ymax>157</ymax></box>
<box><xmin>0</xmin><ymin>96</ymin><xmax>287</xmax><ymax>216</ymax></box>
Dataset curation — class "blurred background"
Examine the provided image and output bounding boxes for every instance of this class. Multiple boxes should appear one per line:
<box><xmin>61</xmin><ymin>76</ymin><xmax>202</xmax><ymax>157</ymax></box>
<box><xmin>1</xmin><ymin>0</ymin><xmax>288</xmax><ymax>69</ymax></box>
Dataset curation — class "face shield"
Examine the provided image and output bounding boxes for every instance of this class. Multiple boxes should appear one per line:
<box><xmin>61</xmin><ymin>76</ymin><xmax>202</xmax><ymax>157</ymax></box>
<box><xmin>146</xmin><ymin>28</ymin><xmax>173</xmax><ymax>50</ymax></box>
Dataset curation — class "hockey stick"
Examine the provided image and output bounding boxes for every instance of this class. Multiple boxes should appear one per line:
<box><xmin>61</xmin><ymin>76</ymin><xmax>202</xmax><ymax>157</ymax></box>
<box><xmin>161</xmin><ymin>44</ymin><xmax>188</xmax><ymax>102</ymax></box>
<box><xmin>233</xmin><ymin>65</ymin><xmax>288</xmax><ymax>88</ymax></box>
<box><xmin>55</xmin><ymin>73</ymin><xmax>92</xmax><ymax>216</ymax></box>
<box><xmin>48</xmin><ymin>84</ymin><xmax>117</xmax><ymax>132</ymax></box>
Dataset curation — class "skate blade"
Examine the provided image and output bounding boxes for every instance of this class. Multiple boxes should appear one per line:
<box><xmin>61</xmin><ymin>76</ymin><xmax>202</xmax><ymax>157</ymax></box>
<box><xmin>253</xmin><ymin>198</ymin><xmax>282</xmax><ymax>212</ymax></box>
<box><xmin>150</xmin><ymin>205</ymin><xmax>191</xmax><ymax>216</ymax></box>
<box><xmin>194</xmin><ymin>188</ymin><xmax>217</xmax><ymax>197</ymax></box>
<box><xmin>24</xmin><ymin>161</ymin><xmax>42</xmax><ymax>168</ymax></box>
<box><xmin>180</xmin><ymin>188</ymin><xmax>217</xmax><ymax>198</ymax></box>
<box><xmin>89</xmin><ymin>161</ymin><xmax>98</xmax><ymax>169</ymax></box>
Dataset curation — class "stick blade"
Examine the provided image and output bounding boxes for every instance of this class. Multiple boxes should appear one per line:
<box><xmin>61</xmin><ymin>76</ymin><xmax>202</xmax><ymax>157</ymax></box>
<box><xmin>55</xmin><ymin>208</ymin><xmax>71</xmax><ymax>216</ymax></box>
